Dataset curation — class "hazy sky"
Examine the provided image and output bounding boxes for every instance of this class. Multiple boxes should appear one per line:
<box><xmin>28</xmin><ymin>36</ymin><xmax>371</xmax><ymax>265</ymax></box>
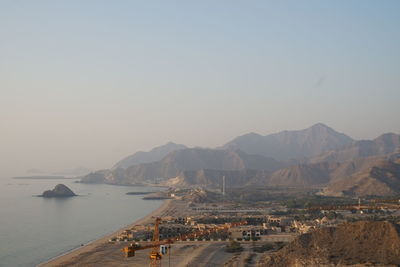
<box><xmin>1</xmin><ymin>1</ymin><xmax>400</xmax><ymax>176</ymax></box>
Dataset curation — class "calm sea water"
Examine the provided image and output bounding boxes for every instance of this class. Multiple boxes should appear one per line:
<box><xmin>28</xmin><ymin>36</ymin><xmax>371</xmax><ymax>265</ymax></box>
<box><xmin>0</xmin><ymin>177</ymin><xmax>163</xmax><ymax>267</ymax></box>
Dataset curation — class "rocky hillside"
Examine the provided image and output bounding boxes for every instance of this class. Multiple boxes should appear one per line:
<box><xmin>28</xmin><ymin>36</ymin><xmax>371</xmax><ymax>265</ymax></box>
<box><xmin>223</xmin><ymin>123</ymin><xmax>353</xmax><ymax>161</ymax></box>
<box><xmin>83</xmin><ymin>152</ymin><xmax>400</xmax><ymax>197</ymax></box>
<box><xmin>164</xmin><ymin>169</ymin><xmax>269</xmax><ymax>188</ymax></box>
<box><xmin>267</xmin><ymin>155</ymin><xmax>397</xmax><ymax>188</ymax></box>
<box><xmin>112</xmin><ymin>142</ymin><xmax>187</xmax><ymax>169</ymax></box>
<box><xmin>322</xmin><ymin>155</ymin><xmax>400</xmax><ymax>197</ymax></box>
<box><xmin>311</xmin><ymin>133</ymin><xmax>400</xmax><ymax>163</ymax></box>
<box><xmin>82</xmin><ymin>148</ymin><xmax>281</xmax><ymax>185</ymax></box>
<box><xmin>261</xmin><ymin>221</ymin><xmax>400</xmax><ymax>266</ymax></box>
<box><xmin>163</xmin><ymin>155</ymin><xmax>400</xmax><ymax>189</ymax></box>
<box><xmin>268</xmin><ymin>162</ymin><xmax>336</xmax><ymax>187</ymax></box>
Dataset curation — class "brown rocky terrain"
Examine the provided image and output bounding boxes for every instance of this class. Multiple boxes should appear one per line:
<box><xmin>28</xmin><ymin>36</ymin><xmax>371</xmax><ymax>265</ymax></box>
<box><xmin>266</xmin><ymin>153</ymin><xmax>400</xmax><ymax>195</ymax></box>
<box><xmin>82</xmin><ymin>148</ymin><xmax>282</xmax><ymax>185</ymax></box>
<box><xmin>268</xmin><ymin>162</ymin><xmax>336</xmax><ymax>187</ymax></box>
<box><xmin>261</xmin><ymin>221</ymin><xmax>400</xmax><ymax>267</ymax></box>
<box><xmin>82</xmin><ymin>152</ymin><xmax>400</xmax><ymax>197</ymax></box>
<box><xmin>311</xmin><ymin>133</ymin><xmax>400</xmax><ymax>164</ymax></box>
<box><xmin>323</xmin><ymin>156</ymin><xmax>400</xmax><ymax>196</ymax></box>
<box><xmin>163</xmin><ymin>169</ymin><xmax>269</xmax><ymax>188</ymax></box>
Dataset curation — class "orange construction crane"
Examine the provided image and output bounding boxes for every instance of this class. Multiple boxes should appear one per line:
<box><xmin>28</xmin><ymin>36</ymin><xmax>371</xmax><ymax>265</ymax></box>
<box><xmin>149</xmin><ymin>218</ymin><xmax>163</xmax><ymax>267</ymax></box>
<box><xmin>123</xmin><ymin>218</ymin><xmax>246</xmax><ymax>267</ymax></box>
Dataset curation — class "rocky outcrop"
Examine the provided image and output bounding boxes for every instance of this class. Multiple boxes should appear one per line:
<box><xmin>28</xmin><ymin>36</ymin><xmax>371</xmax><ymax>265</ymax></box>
<box><xmin>268</xmin><ymin>162</ymin><xmax>336</xmax><ymax>187</ymax></box>
<box><xmin>164</xmin><ymin>169</ymin><xmax>269</xmax><ymax>188</ymax></box>
<box><xmin>261</xmin><ymin>221</ymin><xmax>400</xmax><ymax>267</ymax></box>
<box><xmin>311</xmin><ymin>133</ymin><xmax>400</xmax><ymax>163</ymax></box>
<box><xmin>322</xmin><ymin>155</ymin><xmax>400</xmax><ymax>197</ymax></box>
<box><xmin>266</xmin><ymin>153</ymin><xmax>400</xmax><ymax>194</ymax></box>
<box><xmin>41</xmin><ymin>184</ymin><xmax>76</xmax><ymax>198</ymax></box>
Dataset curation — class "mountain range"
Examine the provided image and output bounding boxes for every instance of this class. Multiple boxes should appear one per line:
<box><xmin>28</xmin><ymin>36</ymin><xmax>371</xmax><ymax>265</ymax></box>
<box><xmin>81</xmin><ymin>123</ymin><xmax>400</xmax><ymax>196</ymax></box>
<box><xmin>83</xmin><ymin>148</ymin><xmax>282</xmax><ymax>185</ymax></box>
<box><xmin>223</xmin><ymin>123</ymin><xmax>354</xmax><ymax>161</ymax></box>
<box><xmin>310</xmin><ymin>132</ymin><xmax>400</xmax><ymax>163</ymax></box>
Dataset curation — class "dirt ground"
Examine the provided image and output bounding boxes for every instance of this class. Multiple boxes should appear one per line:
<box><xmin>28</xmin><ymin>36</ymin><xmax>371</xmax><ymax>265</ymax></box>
<box><xmin>40</xmin><ymin>241</ymin><xmax>234</xmax><ymax>267</ymax></box>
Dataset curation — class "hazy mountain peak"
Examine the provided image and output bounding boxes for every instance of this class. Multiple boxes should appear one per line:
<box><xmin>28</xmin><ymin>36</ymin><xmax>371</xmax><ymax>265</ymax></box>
<box><xmin>164</xmin><ymin>141</ymin><xmax>180</xmax><ymax>146</ymax></box>
<box><xmin>307</xmin><ymin>123</ymin><xmax>337</xmax><ymax>134</ymax></box>
<box><xmin>237</xmin><ymin>132</ymin><xmax>263</xmax><ymax>139</ymax></box>
<box><xmin>310</xmin><ymin>122</ymin><xmax>330</xmax><ymax>129</ymax></box>
<box><xmin>374</xmin><ymin>132</ymin><xmax>400</xmax><ymax>141</ymax></box>
<box><xmin>112</xmin><ymin>142</ymin><xmax>187</xmax><ymax>169</ymax></box>
<box><xmin>223</xmin><ymin>123</ymin><xmax>353</xmax><ymax>161</ymax></box>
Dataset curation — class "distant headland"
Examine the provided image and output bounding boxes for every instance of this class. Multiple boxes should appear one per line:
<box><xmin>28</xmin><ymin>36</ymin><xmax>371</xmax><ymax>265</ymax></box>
<box><xmin>14</xmin><ymin>176</ymin><xmax>75</xmax><ymax>180</ymax></box>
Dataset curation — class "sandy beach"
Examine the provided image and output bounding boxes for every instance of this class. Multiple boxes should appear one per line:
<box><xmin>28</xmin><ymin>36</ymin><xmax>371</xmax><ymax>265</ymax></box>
<box><xmin>38</xmin><ymin>199</ymin><xmax>173</xmax><ymax>267</ymax></box>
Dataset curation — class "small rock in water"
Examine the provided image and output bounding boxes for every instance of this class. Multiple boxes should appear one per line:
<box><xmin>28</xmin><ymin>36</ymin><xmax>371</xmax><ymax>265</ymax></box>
<box><xmin>41</xmin><ymin>184</ymin><xmax>77</xmax><ymax>198</ymax></box>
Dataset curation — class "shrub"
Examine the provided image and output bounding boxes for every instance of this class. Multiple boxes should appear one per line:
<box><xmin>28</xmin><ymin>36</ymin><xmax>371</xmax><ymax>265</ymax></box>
<box><xmin>225</xmin><ymin>240</ymin><xmax>243</xmax><ymax>253</ymax></box>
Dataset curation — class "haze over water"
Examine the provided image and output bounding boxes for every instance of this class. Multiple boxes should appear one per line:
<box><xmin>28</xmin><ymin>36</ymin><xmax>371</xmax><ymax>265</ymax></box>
<box><xmin>0</xmin><ymin>177</ymin><xmax>163</xmax><ymax>267</ymax></box>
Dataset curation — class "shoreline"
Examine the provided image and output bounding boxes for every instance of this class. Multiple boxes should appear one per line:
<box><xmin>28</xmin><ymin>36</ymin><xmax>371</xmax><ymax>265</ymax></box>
<box><xmin>38</xmin><ymin>198</ymin><xmax>173</xmax><ymax>267</ymax></box>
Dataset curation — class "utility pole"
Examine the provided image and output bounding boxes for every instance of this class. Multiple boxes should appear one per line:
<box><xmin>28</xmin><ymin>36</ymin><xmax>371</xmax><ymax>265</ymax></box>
<box><xmin>222</xmin><ymin>175</ymin><xmax>226</xmax><ymax>206</ymax></box>
<box><xmin>222</xmin><ymin>176</ymin><xmax>225</xmax><ymax>197</ymax></box>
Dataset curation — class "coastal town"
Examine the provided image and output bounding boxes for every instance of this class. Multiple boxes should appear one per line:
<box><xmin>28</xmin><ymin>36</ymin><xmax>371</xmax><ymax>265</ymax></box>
<box><xmin>40</xmin><ymin>187</ymin><xmax>400</xmax><ymax>267</ymax></box>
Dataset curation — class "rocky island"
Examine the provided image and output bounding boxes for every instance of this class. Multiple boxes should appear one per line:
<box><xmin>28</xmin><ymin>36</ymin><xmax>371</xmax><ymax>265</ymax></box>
<box><xmin>40</xmin><ymin>184</ymin><xmax>77</xmax><ymax>198</ymax></box>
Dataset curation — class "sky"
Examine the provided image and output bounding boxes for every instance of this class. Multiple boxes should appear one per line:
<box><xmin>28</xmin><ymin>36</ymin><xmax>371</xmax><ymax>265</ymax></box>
<box><xmin>1</xmin><ymin>1</ymin><xmax>400</xmax><ymax>176</ymax></box>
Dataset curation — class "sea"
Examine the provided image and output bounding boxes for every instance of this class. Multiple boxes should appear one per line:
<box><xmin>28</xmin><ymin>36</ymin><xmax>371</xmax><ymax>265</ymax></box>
<box><xmin>0</xmin><ymin>176</ymin><xmax>164</xmax><ymax>267</ymax></box>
